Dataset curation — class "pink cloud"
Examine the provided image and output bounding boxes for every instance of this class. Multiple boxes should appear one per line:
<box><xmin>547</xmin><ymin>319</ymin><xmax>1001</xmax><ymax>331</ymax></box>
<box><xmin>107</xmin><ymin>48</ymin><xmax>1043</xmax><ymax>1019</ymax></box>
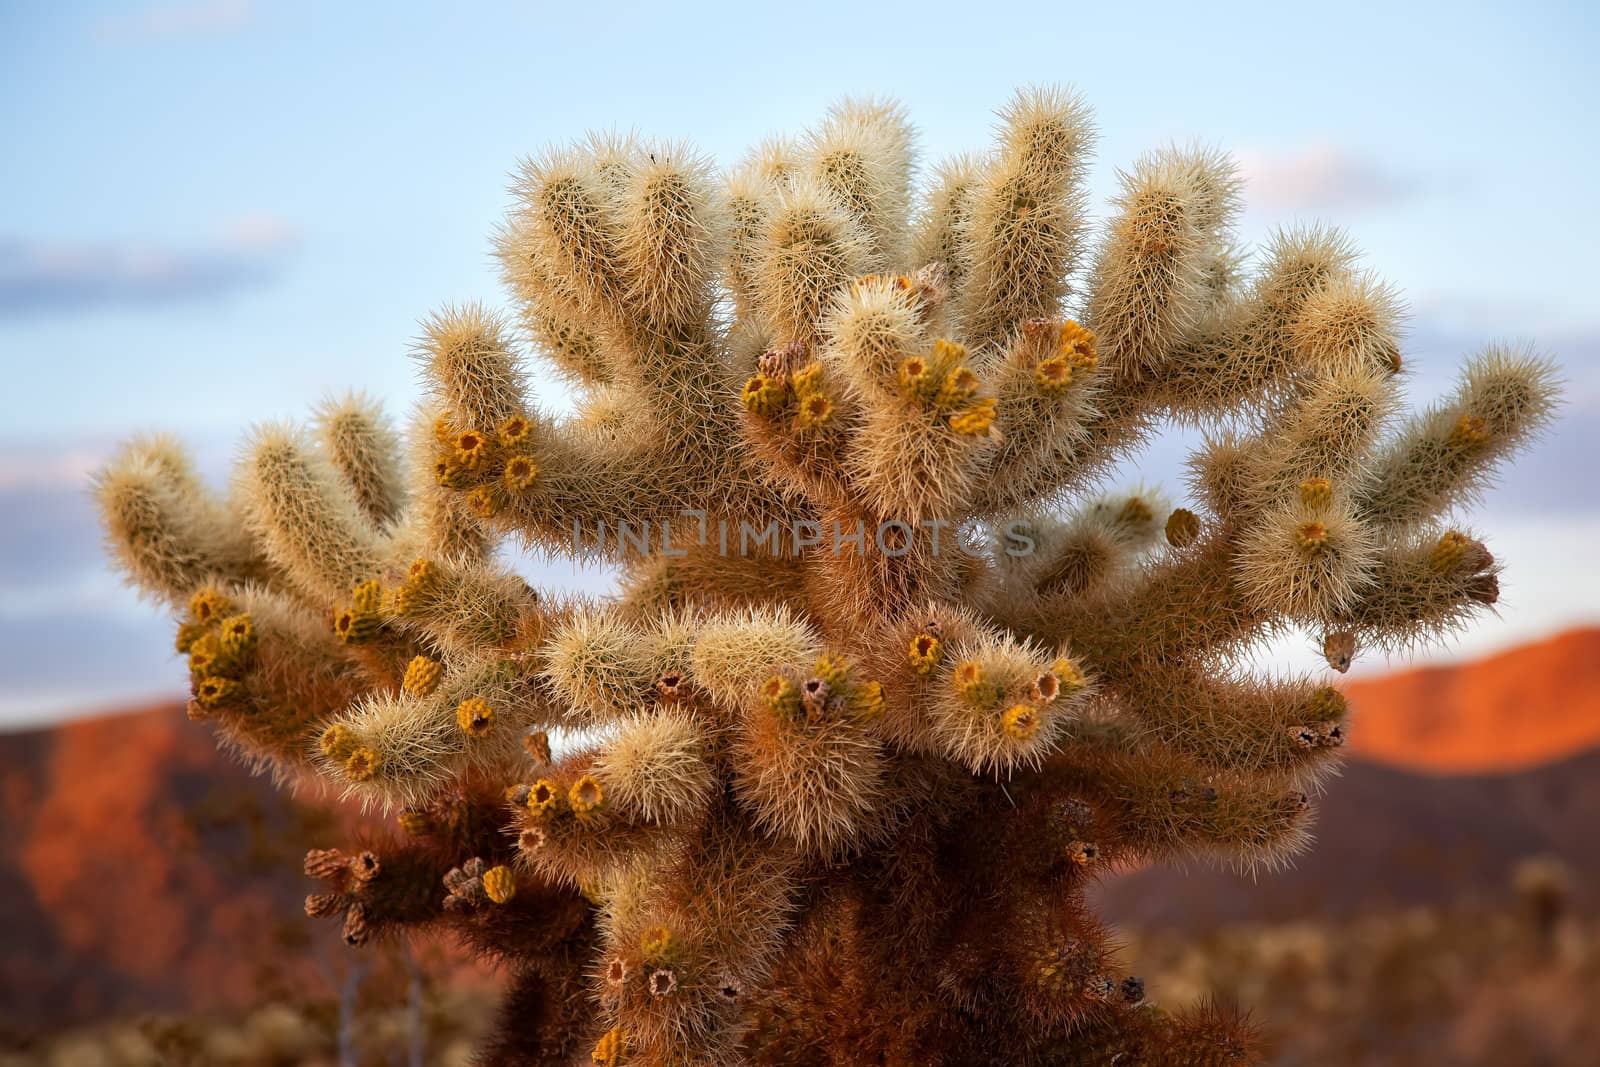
<box><xmin>1238</xmin><ymin>141</ymin><xmax>1417</xmax><ymax>214</ymax></box>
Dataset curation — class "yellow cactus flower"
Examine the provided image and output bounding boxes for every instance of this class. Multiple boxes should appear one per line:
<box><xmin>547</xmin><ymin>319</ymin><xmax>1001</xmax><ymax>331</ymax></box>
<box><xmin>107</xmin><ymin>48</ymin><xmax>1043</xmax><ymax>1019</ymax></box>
<box><xmin>194</xmin><ymin>675</ymin><xmax>239</xmax><ymax>709</ymax></box>
<box><xmin>397</xmin><ymin>810</ymin><xmax>432</xmax><ymax>836</ymax></box>
<box><xmin>1034</xmin><ymin>354</ymin><xmax>1073</xmax><ymax>395</ymax></box>
<box><xmin>218</xmin><ymin>614</ymin><xmax>256</xmax><ymax>658</ymax></box>
<box><xmin>527</xmin><ymin>779</ymin><xmax>560</xmax><ymax>816</ymax></box>
<box><xmin>908</xmin><ymin>633</ymin><xmax>943</xmax><ymax>676</ymax></box>
<box><xmin>345</xmin><ymin>747</ymin><xmax>380</xmax><ymax>782</ymax></box>
<box><xmin>455</xmin><ymin>429</ymin><xmax>490</xmax><ymax>470</ymax></box>
<box><xmin>790</xmin><ymin>361</ymin><xmax>824</xmax><ymax>397</ymax></box>
<box><xmin>1051</xmin><ymin>657</ymin><xmax>1086</xmax><ymax>694</ymax></box>
<box><xmin>465</xmin><ymin>485</ymin><xmax>501</xmax><ymax>518</ymax></box>
<box><xmin>796</xmin><ymin>391</ymin><xmax>835</xmax><ymax>429</ymax></box>
<box><xmin>640</xmin><ymin>924</ymin><xmax>674</xmax><ymax>960</ymax></box>
<box><xmin>1295</xmin><ymin>520</ymin><xmax>1329</xmax><ymax>557</ymax></box>
<box><xmin>1001</xmin><ymin>704</ymin><xmax>1041</xmax><ymax>741</ymax></box>
<box><xmin>189</xmin><ymin>587</ymin><xmax>230</xmax><ymax>624</ymax></box>
<box><xmin>850</xmin><ymin>680</ymin><xmax>886</xmax><ymax>720</ymax></box>
<box><xmin>1299</xmin><ymin>477</ymin><xmax>1333</xmax><ymax>509</ymax></box>
<box><xmin>1429</xmin><ymin>529</ymin><xmax>1474</xmax><ymax>573</ymax></box>
<box><xmin>503</xmin><ymin>454</ymin><xmax>539</xmax><ymax>492</ymax></box>
<box><xmin>320</xmin><ymin>723</ymin><xmax>357</xmax><ymax>760</ymax></box>
<box><xmin>496</xmin><ymin>413</ymin><xmax>531</xmax><ymax>446</ymax></box>
<box><xmin>1059</xmin><ymin>320</ymin><xmax>1098</xmax><ymax>369</ymax></box>
<box><xmin>174</xmin><ymin>621</ymin><xmax>207</xmax><ymax>654</ymax></box>
<box><xmin>742</xmin><ymin>374</ymin><xmax>785</xmax><ymax>416</ymax></box>
<box><xmin>569</xmin><ymin>774</ymin><xmax>605</xmax><ymax>815</ymax></box>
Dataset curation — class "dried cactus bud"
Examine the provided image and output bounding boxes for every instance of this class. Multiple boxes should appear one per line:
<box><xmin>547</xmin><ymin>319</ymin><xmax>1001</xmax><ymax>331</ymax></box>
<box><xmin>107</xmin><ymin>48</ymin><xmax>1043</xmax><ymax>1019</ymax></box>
<box><xmin>1322</xmin><ymin>630</ymin><xmax>1357</xmax><ymax>672</ymax></box>
<box><xmin>304</xmin><ymin>893</ymin><xmax>344</xmax><ymax>918</ymax></box>
<box><xmin>1165</xmin><ymin>507</ymin><xmax>1201</xmax><ymax>547</ymax></box>
<box><xmin>523</xmin><ymin>730</ymin><xmax>553</xmax><ymax>764</ymax></box>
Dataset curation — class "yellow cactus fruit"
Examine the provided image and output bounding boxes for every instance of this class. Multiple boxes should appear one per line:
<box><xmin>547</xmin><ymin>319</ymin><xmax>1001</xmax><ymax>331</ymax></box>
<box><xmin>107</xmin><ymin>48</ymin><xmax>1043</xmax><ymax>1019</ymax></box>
<box><xmin>1299</xmin><ymin>477</ymin><xmax>1333</xmax><ymax>509</ymax></box>
<box><xmin>402</xmin><ymin>655</ymin><xmax>443</xmax><ymax>696</ymax></box>
<box><xmin>1450</xmin><ymin>412</ymin><xmax>1490</xmax><ymax>448</ymax></box>
<box><xmin>948</xmin><ymin>397</ymin><xmax>997</xmax><ymax>437</ymax></box>
<box><xmin>592</xmin><ymin>1026</ymin><xmax>627</xmax><ymax>1066</ymax></box>
<box><xmin>483</xmin><ymin>865</ymin><xmax>517</xmax><ymax>905</ymax></box>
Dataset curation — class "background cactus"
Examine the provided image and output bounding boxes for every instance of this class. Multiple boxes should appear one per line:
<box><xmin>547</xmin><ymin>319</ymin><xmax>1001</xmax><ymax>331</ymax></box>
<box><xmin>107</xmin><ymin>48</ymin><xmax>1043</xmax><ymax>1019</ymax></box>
<box><xmin>94</xmin><ymin>86</ymin><xmax>1558</xmax><ymax>1065</ymax></box>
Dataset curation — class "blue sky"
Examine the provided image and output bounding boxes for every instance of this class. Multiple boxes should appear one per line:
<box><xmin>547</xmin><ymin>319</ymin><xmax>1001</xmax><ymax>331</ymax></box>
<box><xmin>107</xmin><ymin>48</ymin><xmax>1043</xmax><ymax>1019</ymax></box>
<box><xmin>1</xmin><ymin>0</ymin><xmax>1597</xmax><ymax>723</ymax></box>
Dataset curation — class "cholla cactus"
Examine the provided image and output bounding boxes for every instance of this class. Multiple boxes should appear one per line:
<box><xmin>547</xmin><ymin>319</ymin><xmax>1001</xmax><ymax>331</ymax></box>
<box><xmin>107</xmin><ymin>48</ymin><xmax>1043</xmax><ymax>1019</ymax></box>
<box><xmin>95</xmin><ymin>87</ymin><xmax>1558</xmax><ymax>1065</ymax></box>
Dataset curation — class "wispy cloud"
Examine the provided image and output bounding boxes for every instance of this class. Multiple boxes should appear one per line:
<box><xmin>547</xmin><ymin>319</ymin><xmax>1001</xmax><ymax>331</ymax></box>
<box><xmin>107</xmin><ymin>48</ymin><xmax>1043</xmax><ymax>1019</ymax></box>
<box><xmin>92</xmin><ymin>0</ymin><xmax>253</xmax><ymax>43</ymax></box>
<box><xmin>1238</xmin><ymin>142</ymin><xmax>1421</xmax><ymax>214</ymax></box>
<box><xmin>0</xmin><ymin>213</ymin><xmax>298</xmax><ymax>318</ymax></box>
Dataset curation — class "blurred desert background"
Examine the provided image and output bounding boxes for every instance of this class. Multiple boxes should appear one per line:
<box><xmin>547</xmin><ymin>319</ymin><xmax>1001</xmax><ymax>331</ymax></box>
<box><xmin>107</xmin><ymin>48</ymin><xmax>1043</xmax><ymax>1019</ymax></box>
<box><xmin>3</xmin><ymin>1</ymin><xmax>1598</xmax><ymax>1064</ymax></box>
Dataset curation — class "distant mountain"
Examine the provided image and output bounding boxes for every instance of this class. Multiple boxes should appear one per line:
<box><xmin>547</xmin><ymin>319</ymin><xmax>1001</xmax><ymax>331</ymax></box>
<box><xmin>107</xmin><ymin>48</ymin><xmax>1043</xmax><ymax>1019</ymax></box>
<box><xmin>0</xmin><ymin>705</ymin><xmax>341</xmax><ymax>1037</ymax></box>
<box><xmin>1343</xmin><ymin>627</ymin><xmax>1600</xmax><ymax>773</ymax></box>
<box><xmin>1094</xmin><ymin>744</ymin><xmax>1600</xmax><ymax>928</ymax></box>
